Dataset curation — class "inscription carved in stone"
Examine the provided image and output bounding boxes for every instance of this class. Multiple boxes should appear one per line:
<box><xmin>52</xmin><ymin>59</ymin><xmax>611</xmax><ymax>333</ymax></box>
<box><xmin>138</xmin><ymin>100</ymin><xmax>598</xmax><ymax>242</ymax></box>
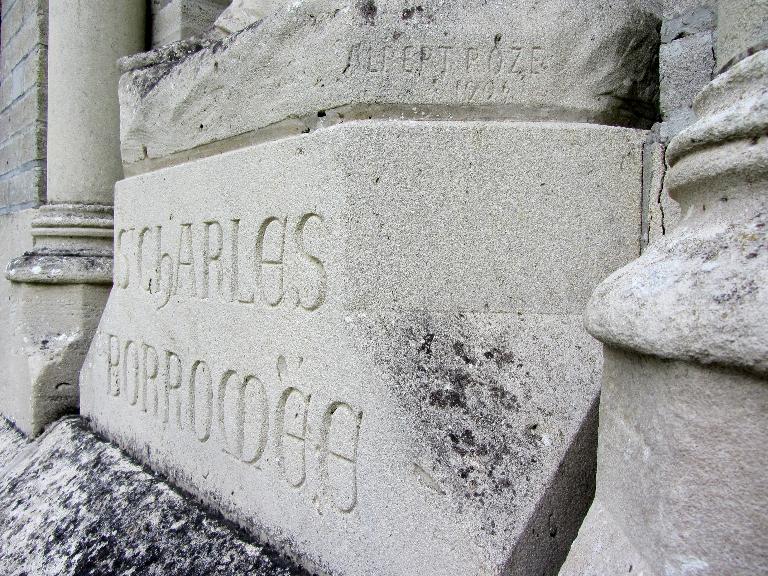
<box><xmin>81</xmin><ymin>120</ymin><xmax>647</xmax><ymax>576</ymax></box>
<box><xmin>345</xmin><ymin>42</ymin><xmax>549</xmax><ymax>103</ymax></box>
<box><xmin>103</xmin><ymin>331</ymin><xmax>362</xmax><ymax>513</ymax></box>
<box><xmin>115</xmin><ymin>212</ymin><xmax>328</xmax><ymax>311</ymax></box>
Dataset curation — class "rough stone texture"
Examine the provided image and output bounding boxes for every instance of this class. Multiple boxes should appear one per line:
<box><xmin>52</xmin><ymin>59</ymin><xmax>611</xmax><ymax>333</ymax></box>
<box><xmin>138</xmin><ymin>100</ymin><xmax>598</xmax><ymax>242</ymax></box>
<box><xmin>660</xmin><ymin>6</ymin><xmax>715</xmax><ymax>43</ymax></box>
<box><xmin>0</xmin><ymin>417</ymin><xmax>28</xmax><ymax>469</ymax></box>
<box><xmin>120</xmin><ymin>36</ymin><xmax>217</xmax><ymax>74</ymax></box>
<box><xmin>560</xmin><ymin>349</ymin><xmax>768</xmax><ymax>576</ymax></box>
<box><xmin>717</xmin><ymin>0</ymin><xmax>768</xmax><ymax>70</ymax></box>
<box><xmin>0</xmin><ymin>209</ymin><xmax>36</xmax><ymax>433</ymax></box>
<box><xmin>81</xmin><ymin>119</ymin><xmax>644</xmax><ymax>576</ymax></box>
<box><xmin>660</xmin><ymin>32</ymin><xmax>714</xmax><ymax>120</ymax></box>
<box><xmin>558</xmin><ymin>497</ymin><xmax>654</xmax><ymax>576</ymax></box>
<box><xmin>654</xmin><ymin>0</ymin><xmax>716</xmax><ymax>20</ymax></box>
<box><xmin>563</xmin><ymin>7</ymin><xmax>768</xmax><ymax>573</ymax></box>
<box><xmin>1</xmin><ymin>205</ymin><xmax>114</xmax><ymax>439</ymax></box>
<box><xmin>0</xmin><ymin>0</ymin><xmax>147</xmax><ymax>437</ymax></box>
<box><xmin>152</xmin><ymin>0</ymin><xmax>230</xmax><ymax>47</ymax></box>
<box><xmin>0</xmin><ymin>416</ymin><xmax>308</xmax><ymax>575</ymax></box>
<box><xmin>6</xmin><ymin>248</ymin><xmax>113</xmax><ymax>284</ymax></box>
<box><xmin>657</xmin><ymin>8</ymin><xmax>715</xmax><ymax>142</ymax></box>
<box><xmin>119</xmin><ymin>0</ymin><xmax>660</xmax><ymax>170</ymax></box>
<box><xmin>0</xmin><ymin>0</ymin><xmax>48</xmax><ymax>212</ymax></box>
<box><xmin>214</xmin><ymin>0</ymin><xmax>288</xmax><ymax>34</ymax></box>
<box><xmin>642</xmin><ymin>136</ymin><xmax>680</xmax><ymax>248</ymax></box>
<box><xmin>3</xmin><ymin>282</ymin><xmax>110</xmax><ymax>437</ymax></box>
<box><xmin>641</xmin><ymin>4</ymin><xmax>716</xmax><ymax>249</ymax></box>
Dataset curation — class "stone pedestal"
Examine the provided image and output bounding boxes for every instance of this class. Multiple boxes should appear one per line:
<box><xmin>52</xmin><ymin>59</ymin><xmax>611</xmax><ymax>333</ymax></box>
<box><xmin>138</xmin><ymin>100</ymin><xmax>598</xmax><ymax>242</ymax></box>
<box><xmin>560</xmin><ymin>1</ymin><xmax>768</xmax><ymax>574</ymax></box>
<box><xmin>3</xmin><ymin>0</ymin><xmax>146</xmax><ymax>436</ymax></box>
<box><xmin>82</xmin><ymin>119</ymin><xmax>646</xmax><ymax>576</ymax></box>
<box><xmin>81</xmin><ymin>2</ymin><xmax>662</xmax><ymax>574</ymax></box>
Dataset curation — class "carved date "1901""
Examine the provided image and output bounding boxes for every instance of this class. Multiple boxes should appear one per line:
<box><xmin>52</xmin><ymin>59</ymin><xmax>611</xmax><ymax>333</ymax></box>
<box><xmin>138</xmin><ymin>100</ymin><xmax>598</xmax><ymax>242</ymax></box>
<box><xmin>103</xmin><ymin>332</ymin><xmax>362</xmax><ymax>514</ymax></box>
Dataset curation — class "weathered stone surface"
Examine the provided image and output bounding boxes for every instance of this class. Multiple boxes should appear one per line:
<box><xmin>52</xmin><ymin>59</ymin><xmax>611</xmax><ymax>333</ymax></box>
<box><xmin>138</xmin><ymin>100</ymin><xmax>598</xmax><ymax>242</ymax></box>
<box><xmin>119</xmin><ymin>0</ymin><xmax>659</xmax><ymax>170</ymax></box>
<box><xmin>81</xmin><ymin>119</ymin><xmax>644</xmax><ymax>576</ymax></box>
<box><xmin>718</xmin><ymin>0</ymin><xmax>768</xmax><ymax>70</ymax></box>
<box><xmin>0</xmin><ymin>416</ymin><xmax>308</xmax><ymax>575</ymax></box>
<box><xmin>557</xmin><ymin>497</ymin><xmax>653</xmax><ymax>576</ymax></box>
<box><xmin>152</xmin><ymin>0</ymin><xmax>230</xmax><ymax>47</ymax></box>
<box><xmin>649</xmin><ymin>0</ymin><xmax>716</xmax><ymax>20</ymax></box>
<box><xmin>660</xmin><ymin>6</ymin><xmax>715</xmax><ymax>43</ymax></box>
<box><xmin>642</xmin><ymin>137</ymin><xmax>681</xmax><ymax>249</ymax></box>
<box><xmin>2</xmin><ymin>205</ymin><xmax>115</xmax><ymax>437</ymax></box>
<box><xmin>560</xmin><ymin>349</ymin><xmax>768</xmax><ymax>576</ymax></box>
<box><xmin>2</xmin><ymin>282</ymin><xmax>109</xmax><ymax>437</ymax></box>
<box><xmin>0</xmin><ymin>209</ymin><xmax>36</xmax><ymax>433</ymax></box>
<box><xmin>563</xmin><ymin>8</ymin><xmax>768</xmax><ymax>574</ymax></box>
<box><xmin>0</xmin><ymin>1</ymin><xmax>146</xmax><ymax>437</ymax></box>
<box><xmin>214</xmin><ymin>0</ymin><xmax>287</xmax><ymax>34</ymax></box>
<box><xmin>660</xmin><ymin>32</ymin><xmax>714</xmax><ymax>118</ymax></box>
<box><xmin>586</xmin><ymin>51</ymin><xmax>768</xmax><ymax>376</ymax></box>
<box><xmin>0</xmin><ymin>417</ymin><xmax>28</xmax><ymax>469</ymax></box>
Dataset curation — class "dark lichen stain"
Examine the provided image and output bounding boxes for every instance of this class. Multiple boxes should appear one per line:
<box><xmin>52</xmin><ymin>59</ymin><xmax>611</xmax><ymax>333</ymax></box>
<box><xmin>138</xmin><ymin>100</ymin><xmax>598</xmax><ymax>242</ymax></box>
<box><xmin>358</xmin><ymin>0</ymin><xmax>377</xmax><ymax>24</ymax></box>
<box><xmin>0</xmin><ymin>418</ymin><xmax>311</xmax><ymax>576</ymax></box>
<box><xmin>367</xmin><ymin>311</ymin><xmax>561</xmax><ymax>523</ymax></box>
<box><xmin>483</xmin><ymin>347</ymin><xmax>515</xmax><ymax>368</ymax></box>
<box><xmin>418</xmin><ymin>333</ymin><xmax>434</xmax><ymax>355</ymax></box>
<box><xmin>453</xmin><ymin>341</ymin><xmax>477</xmax><ymax>365</ymax></box>
<box><xmin>401</xmin><ymin>6</ymin><xmax>423</xmax><ymax>19</ymax></box>
<box><xmin>713</xmin><ymin>279</ymin><xmax>758</xmax><ymax>304</ymax></box>
<box><xmin>429</xmin><ymin>385</ymin><xmax>466</xmax><ymax>409</ymax></box>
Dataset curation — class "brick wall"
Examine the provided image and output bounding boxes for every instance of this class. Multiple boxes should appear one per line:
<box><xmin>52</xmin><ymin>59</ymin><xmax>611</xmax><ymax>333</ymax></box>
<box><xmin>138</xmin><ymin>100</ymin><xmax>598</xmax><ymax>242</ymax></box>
<box><xmin>0</xmin><ymin>0</ymin><xmax>47</xmax><ymax>214</ymax></box>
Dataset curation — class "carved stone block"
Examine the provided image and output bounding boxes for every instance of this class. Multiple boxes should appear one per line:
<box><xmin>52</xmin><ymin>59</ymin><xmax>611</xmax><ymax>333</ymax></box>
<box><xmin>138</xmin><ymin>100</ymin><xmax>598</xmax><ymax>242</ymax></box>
<box><xmin>120</xmin><ymin>0</ymin><xmax>660</xmax><ymax>170</ymax></box>
<box><xmin>81</xmin><ymin>120</ymin><xmax>645</xmax><ymax>576</ymax></box>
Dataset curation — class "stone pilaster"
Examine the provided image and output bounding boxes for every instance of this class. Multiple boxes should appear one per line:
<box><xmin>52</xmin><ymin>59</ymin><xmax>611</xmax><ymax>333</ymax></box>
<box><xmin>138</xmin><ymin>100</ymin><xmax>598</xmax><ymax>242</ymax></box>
<box><xmin>3</xmin><ymin>0</ymin><xmax>146</xmax><ymax>436</ymax></box>
<box><xmin>560</xmin><ymin>1</ymin><xmax>768</xmax><ymax>574</ymax></box>
<box><xmin>151</xmin><ymin>0</ymin><xmax>229</xmax><ymax>47</ymax></box>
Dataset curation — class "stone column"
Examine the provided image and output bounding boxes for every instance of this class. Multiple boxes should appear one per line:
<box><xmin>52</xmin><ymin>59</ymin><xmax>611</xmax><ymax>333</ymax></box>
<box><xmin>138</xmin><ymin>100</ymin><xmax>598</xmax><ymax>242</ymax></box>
<box><xmin>560</xmin><ymin>1</ymin><xmax>768</xmax><ymax>574</ymax></box>
<box><xmin>4</xmin><ymin>0</ymin><xmax>146</xmax><ymax>436</ymax></box>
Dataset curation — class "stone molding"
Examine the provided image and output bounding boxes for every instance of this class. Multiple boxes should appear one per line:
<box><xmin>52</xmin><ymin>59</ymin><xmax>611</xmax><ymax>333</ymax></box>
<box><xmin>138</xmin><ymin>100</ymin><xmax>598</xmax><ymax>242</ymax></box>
<box><xmin>6</xmin><ymin>203</ymin><xmax>114</xmax><ymax>285</ymax></box>
<box><xmin>5</xmin><ymin>248</ymin><xmax>113</xmax><ymax>285</ymax></box>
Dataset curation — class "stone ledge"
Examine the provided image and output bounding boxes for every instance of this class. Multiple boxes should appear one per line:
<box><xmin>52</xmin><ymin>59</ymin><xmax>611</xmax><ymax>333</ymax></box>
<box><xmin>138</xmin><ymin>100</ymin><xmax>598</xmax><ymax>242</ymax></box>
<box><xmin>6</xmin><ymin>248</ymin><xmax>113</xmax><ymax>284</ymax></box>
<box><xmin>119</xmin><ymin>0</ymin><xmax>660</xmax><ymax>170</ymax></box>
<box><xmin>0</xmin><ymin>416</ymin><xmax>309</xmax><ymax>576</ymax></box>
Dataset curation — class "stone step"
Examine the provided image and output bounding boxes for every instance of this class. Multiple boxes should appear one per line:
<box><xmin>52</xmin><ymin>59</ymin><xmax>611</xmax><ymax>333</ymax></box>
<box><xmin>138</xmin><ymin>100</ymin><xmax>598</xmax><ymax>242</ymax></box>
<box><xmin>0</xmin><ymin>416</ymin><xmax>308</xmax><ymax>576</ymax></box>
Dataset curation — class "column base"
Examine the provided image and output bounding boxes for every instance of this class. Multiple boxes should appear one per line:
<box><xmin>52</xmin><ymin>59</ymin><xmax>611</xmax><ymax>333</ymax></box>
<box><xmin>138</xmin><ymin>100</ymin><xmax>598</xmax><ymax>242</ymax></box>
<box><xmin>561</xmin><ymin>347</ymin><xmax>768</xmax><ymax>576</ymax></box>
<box><xmin>559</xmin><ymin>497</ymin><xmax>652</xmax><ymax>576</ymax></box>
<box><xmin>4</xmin><ymin>282</ymin><xmax>110</xmax><ymax>437</ymax></box>
<box><xmin>2</xmin><ymin>203</ymin><xmax>113</xmax><ymax>437</ymax></box>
